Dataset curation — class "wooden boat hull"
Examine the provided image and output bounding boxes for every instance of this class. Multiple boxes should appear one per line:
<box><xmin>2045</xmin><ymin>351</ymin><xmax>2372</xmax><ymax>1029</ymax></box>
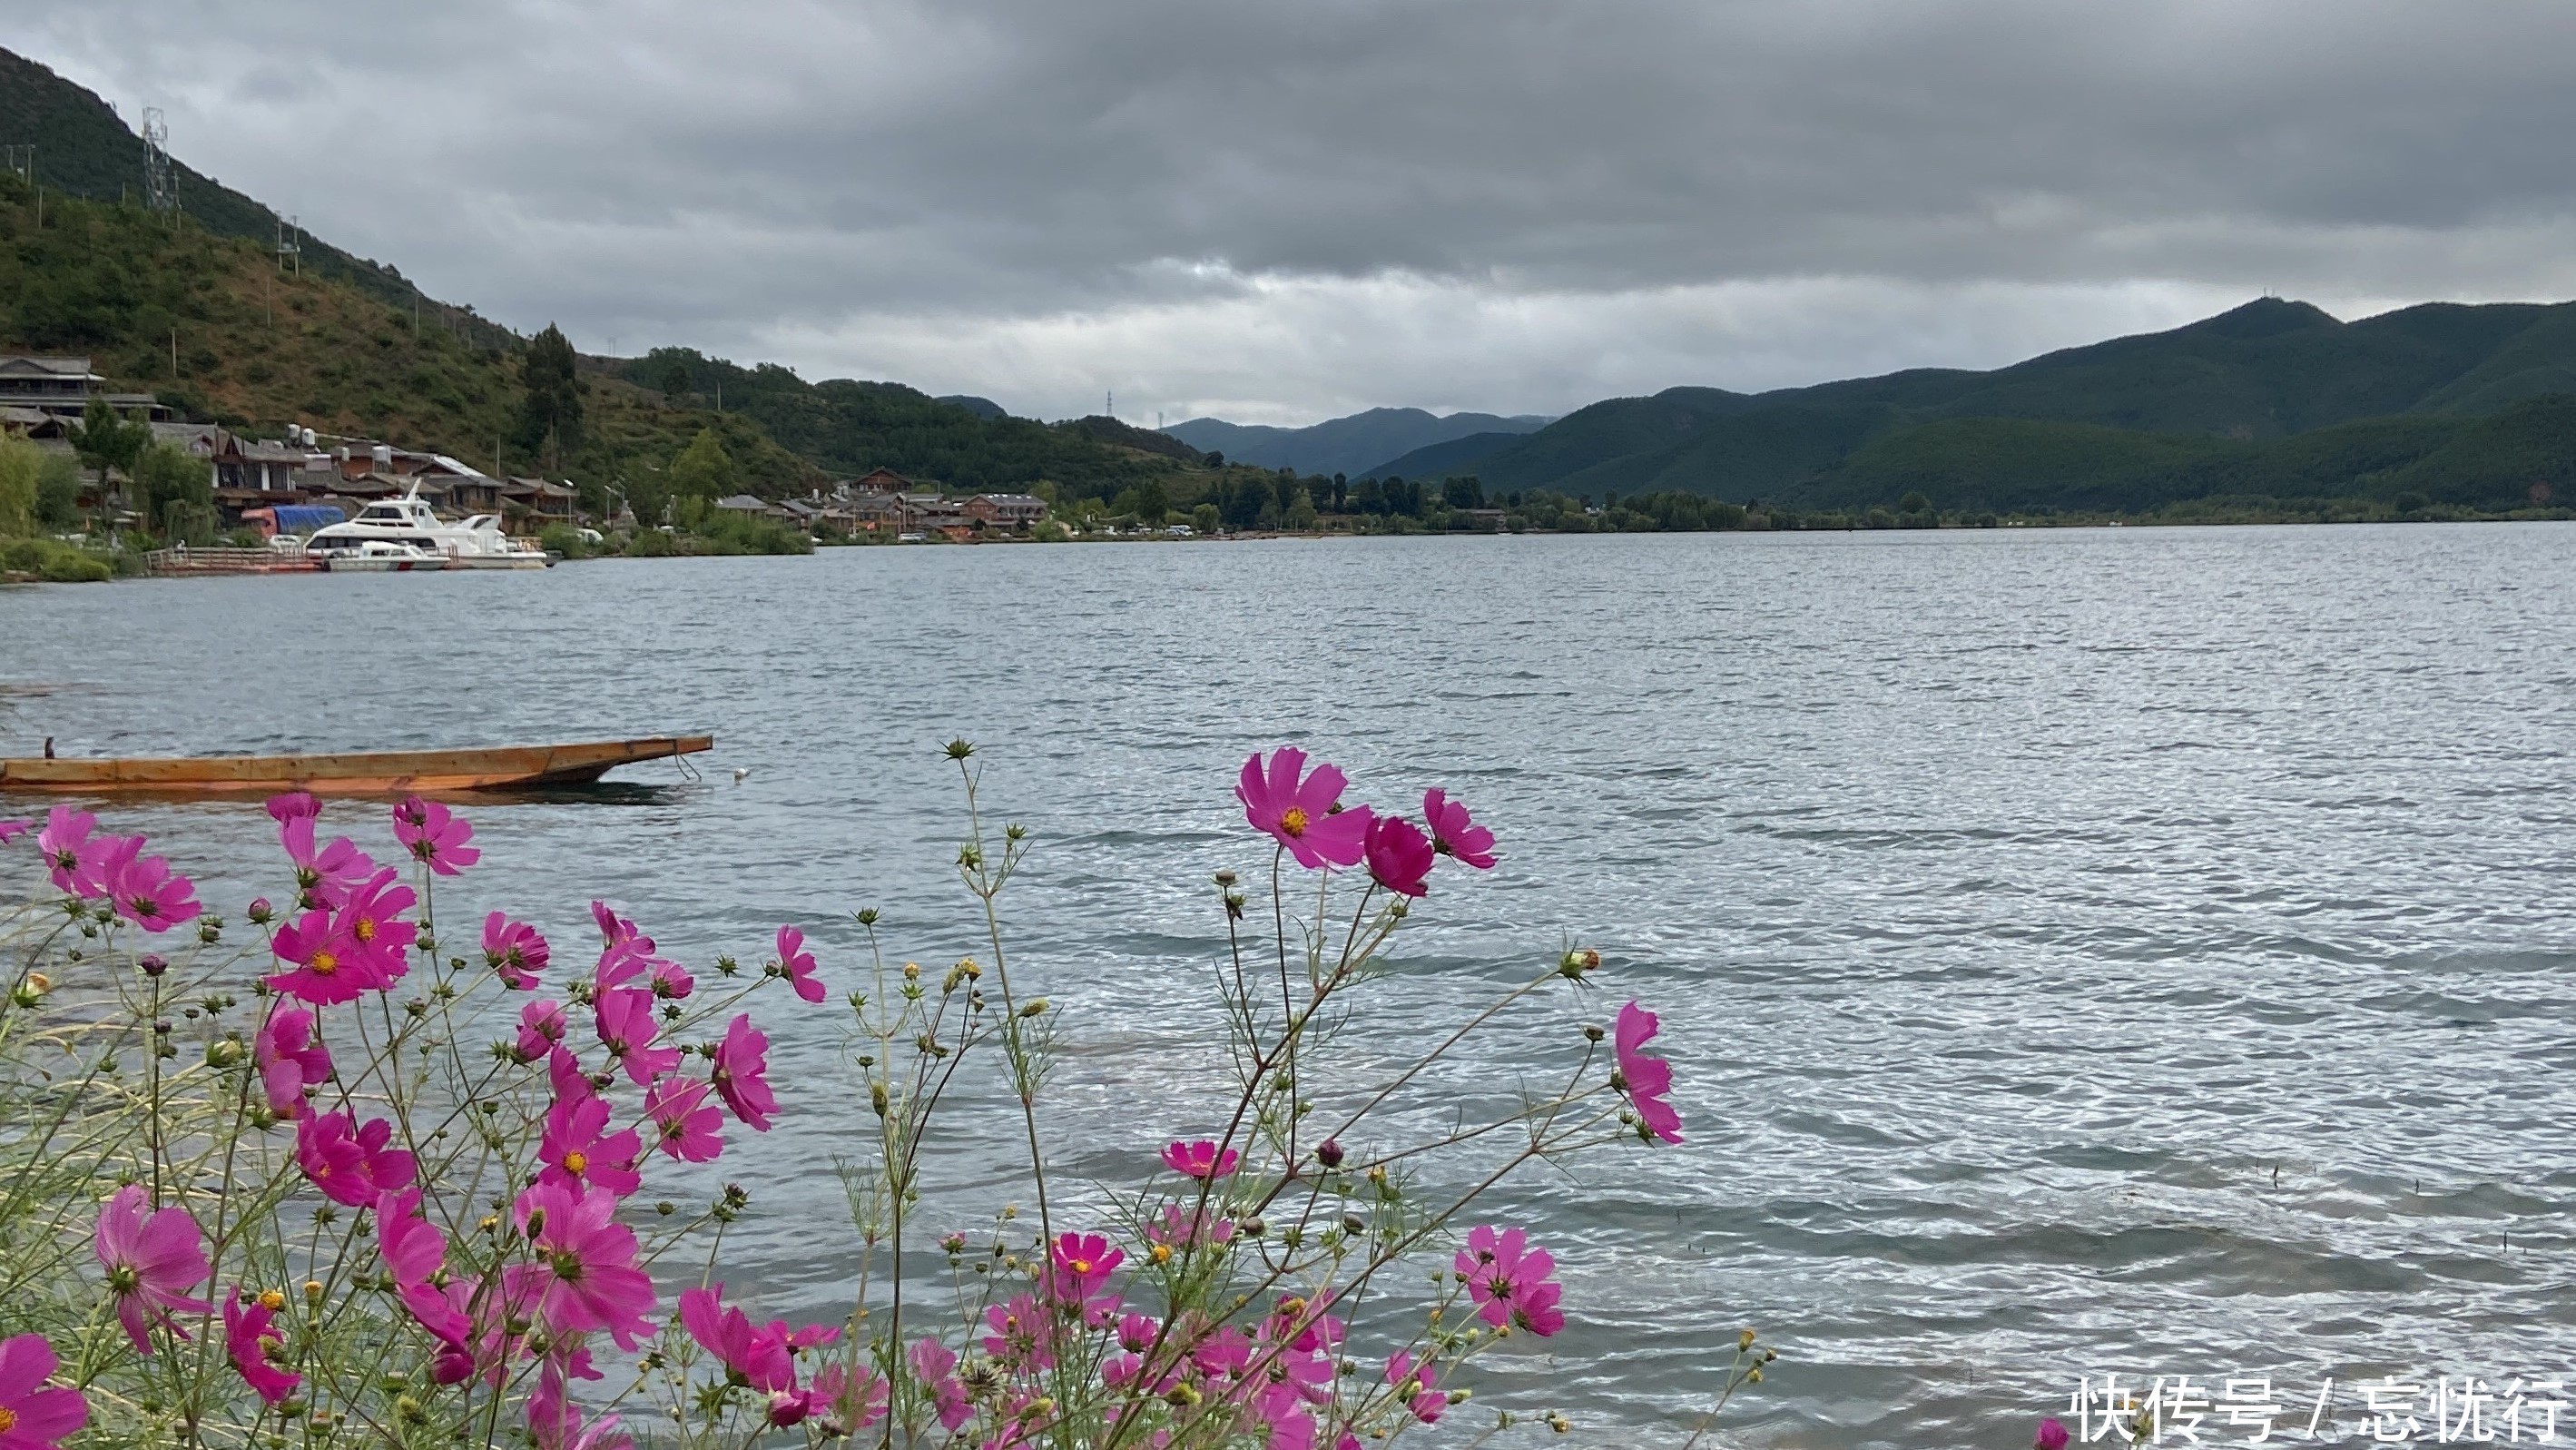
<box><xmin>0</xmin><ymin>736</ymin><xmax>714</xmax><ymax>796</ymax></box>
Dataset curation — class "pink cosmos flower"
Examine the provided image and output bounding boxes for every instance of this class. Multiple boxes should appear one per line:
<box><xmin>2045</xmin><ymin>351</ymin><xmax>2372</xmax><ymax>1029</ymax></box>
<box><xmin>1614</xmin><ymin>1001</ymin><xmax>1683</xmax><ymax>1144</ymax></box>
<box><xmin>506</xmin><ymin>1181</ymin><xmax>658</xmax><ymax>1349</ymax></box>
<box><xmin>482</xmin><ymin>912</ymin><xmax>549</xmax><ymax>989</ymax></box>
<box><xmin>253</xmin><ymin>1008</ymin><xmax>332</xmax><ymax>1119</ymax></box>
<box><xmin>264</xmin><ymin>792</ymin><xmax>321</xmax><ymax>825</ymax></box>
<box><xmin>0</xmin><ymin>1334</ymin><xmax>90</xmax><ymax>1450</ymax></box>
<box><xmin>1385</xmin><ymin>1351</ymin><xmax>1443</xmax><ymax>1424</ymax></box>
<box><xmin>93</xmin><ymin>1184</ymin><xmax>211</xmax><ymax>1352</ymax></box>
<box><xmin>375</xmin><ymin>1189</ymin><xmax>446</xmax><ymax>1288</ymax></box>
<box><xmin>222</xmin><ymin>1289</ymin><xmax>300</xmax><ymax>1405</ymax></box>
<box><xmin>94</xmin><ymin>835</ymin><xmax>199</xmax><ymax>933</ymax></box>
<box><xmin>391</xmin><ymin>795</ymin><xmax>478</xmax><ymax>876</ymax></box>
<box><xmin>538</xmin><ymin>1094</ymin><xmax>644</xmax><ymax>1198</ymax></box>
<box><xmin>646</xmin><ymin>955</ymin><xmax>693</xmax><ymax>1000</ymax></box>
<box><xmin>294</xmin><ymin>1110</ymin><xmax>417</xmax><ymax>1207</ymax></box>
<box><xmin>591</xmin><ymin>899</ymin><xmax>642</xmax><ymax>946</ymax></box>
<box><xmin>645</xmin><ymin>1077</ymin><xmax>724</xmax><ymax>1161</ymax></box>
<box><xmin>593</xmin><ymin>988</ymin><xmax>679</xmax><ymax>1087</ymax></box>
<box><xmin>1422</xmin><ymin>788</ymin><xmax>1498</xmax><ymax>869</ymax></box>
<box><xmin>516</xmin><ymin>1000</ymin><xmax>570</xmax><ymax>1061</ymax></box>
<box><xmin>1160</xmin><ymin>1140</ymin><xmax>1240</xmax><ymax>1180</ymax></box>
<box><xmin>546</xmin><ymin>1048</ymin><xmax>597</xmax><ymax>1102</ymax></box>
<box><xmin>265</xmin><ymin>908</ymin><xmax>385</xmax><ymax>1007</ymax></box>
<box><xmin>775</xmin><ymin>925</ymin><xmax>825</xmax><ymax>1003</ymax></box>
<box><xmin>808</xmin><ymin>1362</ymin><xmax>890</xmax><ymax>1435</ymax></box>
<box><xmin>710</xmin><ymin>1014</ymin><xmax>777</xmax><ymax>1131</ymax></box>
<box><xmin>333</xmin><ymin>868</ymin><xmax>418</xmax><ymax>974</ymax></box>
<box><xmin>36</xmin><ymin>806</ymin><xmax>109</xmax><ymax>898</ymax></box>
<box><xmin>1454</xmin><ymin>1225</ymin><xmax>1564</xmax><ymax>1337</ymax></box>
<box><xmin>1148</xmin><ymin>1204</ymin><xmax>1235</xmax><ymax>1250</ymax></box>
<box><xmin>1362</xmin><ymin>814</ymin><xmax>1434</xmax><ymax>899</ymax></box>
<box><xmin>1046</xmin><ymin>1232</ymin><xmax>1123</xmax><ymax>1302</ymax></box>
<box><xmin>529</xmin><ymin>1357</ymin><xmax>635</xmax><ymax>1450</ymax></box>
<box><xmin>0</xmin><ymin>819</ymin><xmax>28</xmax><ymax>844</ymax></box>
<box><xmin>2037</xmin><ymin>1417</ymin><xmax>2070</xmax><ymax>1450</ymax></box>
<box><xmin>982</xmin><ymin>1293</ymin><xmax>1058</xmax><ymax>1370</ymax></box>
<box><xmin>909</xmin><ymin>1338</ymin><xmax>973</xmax><ymax>1431</ymax></box>
<box><xmin>1236</xmin><ymin>747</ymin><xmax>1373</xmax><ymax>870</ymax></box>
<box><xmin>278</xmin><ymin>815</ymin><xmax>370</xmax><ymax>906</ymax></box>
<box><xmin>682</xmin><ymin>1284</ymin><xmax>793</xmax><ymax>1389</ymax></box>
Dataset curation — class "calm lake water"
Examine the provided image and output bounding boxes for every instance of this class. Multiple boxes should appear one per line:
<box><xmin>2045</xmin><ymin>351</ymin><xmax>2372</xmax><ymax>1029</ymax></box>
<box><xmin>6</xmin><ymin>525</ymin><xmax>2576</xmax><ymax>1448</ymax></box>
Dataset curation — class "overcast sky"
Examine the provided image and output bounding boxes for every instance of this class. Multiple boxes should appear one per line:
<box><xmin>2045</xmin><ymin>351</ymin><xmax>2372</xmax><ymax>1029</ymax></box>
<box><xmin>15</xmin><ymin>2</ymin><xmax>2576</xmax><ymax>425</ymax></box>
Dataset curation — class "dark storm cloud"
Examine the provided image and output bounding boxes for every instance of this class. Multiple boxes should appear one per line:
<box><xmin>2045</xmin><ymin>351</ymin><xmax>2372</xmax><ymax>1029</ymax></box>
<box><xmin>14</xmin><ymin>2</ymin><xmax>2576</xmax><ymax>420</ymax></box>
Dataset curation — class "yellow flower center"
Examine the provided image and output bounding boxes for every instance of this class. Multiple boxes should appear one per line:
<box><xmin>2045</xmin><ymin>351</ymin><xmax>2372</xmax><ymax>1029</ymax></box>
<box><xmin>1149</xmin><ymin>1243</ymin><xmax>1172</xmax><ymax>1264</ymax></box>
<box><xmin>310</xmin><ymin>950</ymin><xmax>339</xmax><ymax>976</ymax></box>
<box><xmin>0</xmin><ymin>1406</ymin><xmax>18</xmax><ymax>1433</ymax></box>
<box><xmin>354</xmin><ymin>917</ymin><xmax>378</xmax><ymax>942</ymax></box>
<box><xmin>1068</xmin><ymin>1258</ymin><xmax>1093</xmax><ymax>1275</ymax></box>
<box><xmin>258</xmin><ymin>1288</ymin><xmax>287</xmax><ymax>1311</ymax></box>
<box><xmin>563</xmin><ymin>1150</ymin><xmax>589</xmax><ymax>1175</ymax></box>
<box><xmin>1280</xmin><ymin>807</ymin><xmax>1309</xmax><ymax>836</ymax></box>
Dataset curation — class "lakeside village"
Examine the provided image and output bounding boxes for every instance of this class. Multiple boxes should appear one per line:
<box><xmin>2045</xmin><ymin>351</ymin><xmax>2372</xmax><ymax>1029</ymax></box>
<box><xmin>0</xmin><ymin>352</ymin><xmax>1107</xmax><ymax>581</ymax></box>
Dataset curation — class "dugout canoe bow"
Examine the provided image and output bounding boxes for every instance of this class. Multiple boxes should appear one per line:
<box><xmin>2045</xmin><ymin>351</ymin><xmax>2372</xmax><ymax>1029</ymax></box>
<box><xmin>0</xmin><ymin>735</ymin><xmax>714</xmax><ymax>796</ymax></box>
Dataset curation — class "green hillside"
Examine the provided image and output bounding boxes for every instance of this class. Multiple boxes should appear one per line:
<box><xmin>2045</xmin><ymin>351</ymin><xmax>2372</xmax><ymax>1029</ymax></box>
<box><xmin>1459</xmin><ymin>296</ymin><xmax>2576</xmax><ymax>515</ymax></box>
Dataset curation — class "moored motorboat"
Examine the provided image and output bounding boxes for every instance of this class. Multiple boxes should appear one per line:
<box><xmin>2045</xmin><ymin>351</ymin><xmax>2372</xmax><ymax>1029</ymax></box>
<box><xmin>0</xmin><ymin>735</ymin><xmax>716</xmax><ymax>796</ymax></box>
<box><xmin>317</xmin><ymin>539</ymin><xmax>447</xmax><ymax>572</ymax></box>
<box><xmin>305</xmin><ymin>488</ymin><xmax>554</xmax><ymax>570</ymax></box>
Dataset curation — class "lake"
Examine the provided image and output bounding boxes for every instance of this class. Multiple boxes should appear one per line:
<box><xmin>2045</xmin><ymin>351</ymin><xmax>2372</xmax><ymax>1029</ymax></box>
<box><xmin>6</xmin><ymin>524</ymin><xmax>2575</xmax><ymax>1448</ymax></box>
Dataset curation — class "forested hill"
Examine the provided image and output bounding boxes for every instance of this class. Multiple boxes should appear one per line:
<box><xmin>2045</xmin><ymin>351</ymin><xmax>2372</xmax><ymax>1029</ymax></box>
<box><xmin>1450</xmin><ymin>297</ymin><xmax>2576</xmax><ymax>512</ymax></box>
<box><xmin>0</xmin><ymin>47</ymin><xmax>1204</xmax><ymax>509</ymax></box>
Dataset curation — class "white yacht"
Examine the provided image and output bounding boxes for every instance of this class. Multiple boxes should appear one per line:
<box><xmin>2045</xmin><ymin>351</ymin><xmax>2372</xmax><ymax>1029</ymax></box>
<box><xmin>305</xmin><ymin>488</ymin><xmax>554</xmax><ymax>570</ymax></box>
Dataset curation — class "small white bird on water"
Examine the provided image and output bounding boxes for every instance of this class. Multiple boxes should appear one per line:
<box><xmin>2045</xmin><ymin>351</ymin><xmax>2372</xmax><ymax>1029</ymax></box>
<box><xmin>732</xmin><ymin>766</ymin><xmax>752</xmax><ymax>784</ymax></box>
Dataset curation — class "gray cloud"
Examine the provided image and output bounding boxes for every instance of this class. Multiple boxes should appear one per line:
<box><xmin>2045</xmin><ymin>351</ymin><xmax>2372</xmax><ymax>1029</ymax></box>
<box><xmin>14</xmin><ymin>1</ymin><xmax>2576</xmax><ymax>422</ymax></box>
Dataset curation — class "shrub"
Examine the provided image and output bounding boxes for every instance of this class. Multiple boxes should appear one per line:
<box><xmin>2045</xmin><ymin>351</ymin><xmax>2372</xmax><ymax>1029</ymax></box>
<box><xmin>0</xmin><ymin>746</ymin><xmax>1764</xmax><ymax>1449</ymax></box>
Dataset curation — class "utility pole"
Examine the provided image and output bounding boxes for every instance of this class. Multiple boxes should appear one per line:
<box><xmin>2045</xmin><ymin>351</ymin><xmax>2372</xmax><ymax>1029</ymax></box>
<box><xmin>171</xmin><ymin>329</ymin><xmax>178</xmax><ymax>379</ymax></box>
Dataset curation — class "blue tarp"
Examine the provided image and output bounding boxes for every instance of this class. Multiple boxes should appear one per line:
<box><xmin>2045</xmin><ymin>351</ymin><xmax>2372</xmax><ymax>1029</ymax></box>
<box><xmin>267</xmin><ymin>505</ymin><xmax>346</xmax><ymax>533</ymax></box>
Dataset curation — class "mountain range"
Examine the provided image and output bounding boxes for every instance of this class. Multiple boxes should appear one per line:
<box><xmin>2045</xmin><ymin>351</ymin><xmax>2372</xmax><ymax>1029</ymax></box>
<box><xmin>1323</xmin><ymin>296</ymin><xmax>2576</xmax><ymax>511</ymax></box>
<box><xmin>1163</xmin><ymin>408</ymin><xmax>1553</xmax><ymax>478</ymax></box>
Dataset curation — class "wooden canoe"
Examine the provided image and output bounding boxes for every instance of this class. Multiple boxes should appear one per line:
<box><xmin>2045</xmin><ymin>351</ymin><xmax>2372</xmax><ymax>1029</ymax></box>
<box><xmin>0</xmin><ymin>735</ymin><xmax>714</xmax><ymax>796</ymax></box>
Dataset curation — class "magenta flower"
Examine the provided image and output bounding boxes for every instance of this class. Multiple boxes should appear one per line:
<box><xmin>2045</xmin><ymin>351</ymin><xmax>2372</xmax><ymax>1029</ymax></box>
<box><xmin>679</xmin><ymin>1285</ymin><xmax>831</xmax><ymax>1394</ymax></box>
<box><xmin>335</xmin><ymin>868</ymin><xmax>417</xmax><ymax>972</ymax></box>
<box><xmin>278</xmin><ymin>815</ymin><xmax>370</xmax><ymax>906</ymax></box>
<box><xmin>93</xmin><ymin>1184</ymin><xmax>211</xmax><ymax>1352</ymax></box>
<box><xmin>1236</xmin><ymin>747</ymin><xmax>1373</xmax><ymax>870</ymax></box>
<box><xmin>505</xmin><ymin>1180</ymin><xmax>658</xmax><ymax>1350</ymax></box>
<box><xmin>1046</xmin><ymin>1232</ymin><xmax>1124</xmax><ymax>1303</ymax></box>
<box><xmin>36</xmin><ymin>806</ymin><xmax>109</xmax><ymax>898</ymax></box>
<box><xmin>646</xmin><ymin>1077</ymin><xmax>725</xmax><ymax>1162</ymax></box>
<box><xmin>375</xmin><ymin>1189</ymin><xmax>446</xmax><ymax>1288</ymax></box>
<box><xmin>222</xmin><ymin>1289</ymin><xmax>300</xmax><ymax>1405</ymax></box>
<box><xmin>528</xmin><ymin>1357</ymin><xmax>635</xmax><ymax>1450</ymax></box>
<box><xmin>1385</xmin><ymin>1350</ymin><xmax>1443</xmax><ymax>1424</ymax></box>
<box><xmin>775</xmin><ymin>925</ymin><xmax>825</xmax><ymax>1003</ymax></box>
<box><xmin>482</xmin><ymin>912</ymin><xmax>549</xmax><ymax>989</ymax></box>
<box><xmin>1362</xmin><ymin>814</ymin><xmax>1434</xmax><ymax>898</ymax></box>
<box><xmin>1614</xmin><ymin>1001</ymin><xmax>1683</xmax><ymax>1144</ymax></box>
<box><xmin>538</xmin><ymin>1094</ymin><xmax>644</xmax><ymax>1198</ymax></box>
<box><xmin>808</xmin><ymin>1362</ymin><xmax>890</xmax><ymax>1435</ymax></box>
<box><xmin>264</xmin><ymin>907</ymin><xmax>387</xmax><ymax>1006</ymax></box>
<box><xmin>1454</xmin><ymin>1225</ymin><xmax>1564</xmax><ymax>1337</ymax></box>
<box><xmin>0</xmin><ymin>1334</ymin><xmax>88</xmax><ymax>1450</ymax></box>
<box><xmin>646</xmin><ymin>955</ymin><xmax>693</xmax><ymax>1000</ymax></box>
<box><xmin>94</xmin><ymin>835</ymin><xmax>199</xmax><ymax>933</ymax></box>
<box><xmin>0</xmin><ymin>818</ymin><xmax>27</xmax><ymax>844</ymax></box>
<box><xmin>1422</xmin><ymin>788</ymin><xmax>1498</xmax><ymax>869</ymax></box>
<box><xmin>981</xmin><ymin>1293</ymin><xmax>1058</xmax><ymax>1370</ymax></box>
<box><xmin>710</xmin><ymin>1014</ymin><xmax>777</xmax><ymax>1130</ymax></box>
<box><xmin>1160</xmin><ymin>1139</ymin><xmax>1240</xmax><ymax>1180</ymax></box>
<box><xmin>547</xmin><ymin>1047</ymin><xmax>597</xmax><ymax>1102</ymax></box>
<box><xmin>593</xmin><ymin>988</ymin><xmax>679</xmax><ymax>1087</ymax></box>
<box><xmin>591</xmin><ymin>899</ymin><xmax>642</xmax><ymax>946</ymax></box>
<box><xmin>294</xmin><ymin>1110</ymin><xmax>416</xmax><ymax>1207</ymax></box>
<box><xmin>2036</xmin><ymin>1418</ymin><xmax>2070</xmax><ymax>1450</ymax></box>
<box><xmin>510</xmin><ymin>998</ymin><xmax>568</xmax><ymax>1061</ymax></box>
<box><xmin>264</xmin><ymin>791</ymin><xmax>321</xmax><ymax>825</ymax></box>
<box><xmin>253</xmin><ymin>1007</ymin><xmax>332</xmax><ymax>1119</ymax></box>
<box><xmin>908</xmin><ymin>1338</ymin><xmax>973</xmax><ymax>1431</ymax></box>
<box><xmin>390</xmin><ymin>795</ymin><xmax>478</xmax><ymax>875</ymax></box>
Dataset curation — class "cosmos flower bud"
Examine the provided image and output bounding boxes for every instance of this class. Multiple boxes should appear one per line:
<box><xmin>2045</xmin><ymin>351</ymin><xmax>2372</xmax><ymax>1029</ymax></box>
<box><xmin>1315</xmin><ymin>1138</ymin><xmax>1343</xmax><ymax>1169</ymax></box>
<box><xmin>856</xmin><ymin>908</ymin><xmax>880</xmax><ymax>925</ymax></box>
<box><xmin>140</xmin><ymin>953</ymin><xmax>168</xmax><ymax>977</ymax></box>
<box><xmin>1342</xmin><ymin>1214</ymin><xmax>1367</xmax><ymax>1235</ymax></box>
<box><xmin>1558</xmin><ymin>949</ymin><xmax>1600</xmax><ymax>979</ymax></box>
<box><xmin>1018</xmin><ymin>999</ymin><xmax>1047</xmax><ymax>1018</ymax></box>
<box><xmin>1238</xmin><ymin>1216</ymin><xmax>1265</xmax><ymax>1237</ymax></box>
<box><xmin>1583</xmin><ymin>1024</ymin><xmax>1606</xmax><ymax>1041</ymax></box>
<box><xmin>247</xmin><ymin>897</ymin><xmax>273</xmax><ymax>923</ymax></box>
<box><xmin>1214</xmin><ymin>871</ymin><xmax>1237</xmax><ymax>887</ymax></box>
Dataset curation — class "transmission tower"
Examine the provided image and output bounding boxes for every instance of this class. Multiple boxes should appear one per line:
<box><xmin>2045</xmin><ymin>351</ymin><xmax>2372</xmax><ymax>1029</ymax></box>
<box><xmin>142</xmin><ymin>108</ymin><xmax>176</xmax><ymax>212</ymax></box>
<box><xmin>276</xmin><ymin>214</ymin><xmax>302</xmax><ymax>275</ymax></box>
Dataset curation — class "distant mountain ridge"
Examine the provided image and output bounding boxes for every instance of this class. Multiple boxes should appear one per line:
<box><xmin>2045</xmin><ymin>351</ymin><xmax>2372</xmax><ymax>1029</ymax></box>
<box><xmin>1164</xmin><ymin>406</ymin><xmax>1554</xmax><ymax>477</ymax></box>
<box><xmin>1442</xmin><ymin>296</ymin><xmax>2576</xmax><ymax>507</ymax></box>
